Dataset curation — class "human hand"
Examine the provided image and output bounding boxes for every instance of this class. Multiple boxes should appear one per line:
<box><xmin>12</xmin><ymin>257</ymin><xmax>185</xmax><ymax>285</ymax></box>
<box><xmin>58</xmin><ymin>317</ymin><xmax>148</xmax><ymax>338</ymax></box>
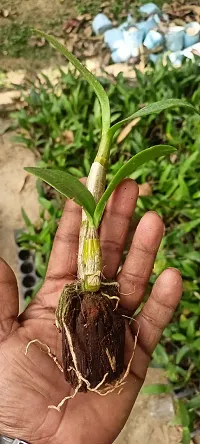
<box><xmin>0</xmin><ymin>179</ymin><xmax>182</xmax><ymax>444</ymax></box>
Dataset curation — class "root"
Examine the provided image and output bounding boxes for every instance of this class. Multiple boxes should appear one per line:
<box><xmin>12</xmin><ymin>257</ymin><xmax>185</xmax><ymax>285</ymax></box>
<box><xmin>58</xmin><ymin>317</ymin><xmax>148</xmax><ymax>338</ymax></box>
<box><xmin>49</xmin><ymin>370</ymin><xmax>111</xmax><ymax>411</ymax></box>
<box><xmin>48</xmin><ymin>383</ymin><xmax>82</xmax><ymax>412</ymax></box>
<box><xmin>101</xmin><ymin>281</ymin><xmax>120</xmax><ymax>310</ymax></box>
<box><xmin>106</xmin><ymin>348</ymin><xmax>116</xmax><ymax>372</ymax></box>
<box><xmin>93</xmin><ymin>319</ymin><xmax>140</xmax><ymax>396</ymax></box>
<box><xmin>25</xmin><ymin>339</ymin><xmax>63</xmax><ymax>373</ymax></box>
<box><xmin>101</xmin><ymin>292</ymin><xmax>120</xmax><ymax>310</ymax></box>
<box><xmin>101</xmin><ymin>281</ymin><xmax>119</xmax><ymax>288</ymax></box>
<box><xmin>119</xmin><ymin>285</ymin><xmax>136</xmax><ymax>296</ymax></box>
<box><xmin>48</xmin><ymin>321</ymin><xmax>110</xmax><ymax>411</ymax></box>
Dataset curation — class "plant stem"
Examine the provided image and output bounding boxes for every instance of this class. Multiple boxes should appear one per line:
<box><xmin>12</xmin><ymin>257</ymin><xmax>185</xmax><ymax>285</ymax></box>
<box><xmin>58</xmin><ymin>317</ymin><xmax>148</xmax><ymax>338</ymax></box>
<box><xmin>94</xmin><ymin>133</ymin><xmax>112</xmax><ymax>168</ymax></box>
<box><xmin>78</xmin><ymin>135</ymin><xmax>111</xmax><ymax>292</ymax></box>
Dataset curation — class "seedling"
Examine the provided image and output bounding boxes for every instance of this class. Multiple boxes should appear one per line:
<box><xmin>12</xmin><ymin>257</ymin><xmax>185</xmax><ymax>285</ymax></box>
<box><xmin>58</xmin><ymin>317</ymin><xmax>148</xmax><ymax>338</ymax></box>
<box><xmin>25</xmin><ymin>30</ymin><xmax>198</xmax><ymax>409</ymax></box>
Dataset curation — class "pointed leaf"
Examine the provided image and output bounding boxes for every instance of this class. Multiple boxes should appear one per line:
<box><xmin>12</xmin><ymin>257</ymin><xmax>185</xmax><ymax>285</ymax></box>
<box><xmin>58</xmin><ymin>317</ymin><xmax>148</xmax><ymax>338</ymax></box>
<box><xmin>25</xmin><ymin>167</ymin><xmax>96</xmax><ymax>218</ymax></box>
<box><xmin>33</xmin><ymin>30</ymin><xmax>110</xmax><ymax>135</ymax></box>
<box><xmin>94</xmin><ymin>145</ymin><xmax>176</xmax><ymax>227</ymax></box>
<box><xmin>109</xmin><ymin>99</ymin><xmax>199</xmax><ymax>139</ymax></box>
<box><xmin>141</xmin><ymin>383</ymin><xmax>172</xmax><ymax>395</ymax></box>
<box><xmin>181</xmin><ymin>427</ymin><xmax>191</xmax><ymax>444</ymax></box>
<box><xmin>187</xmin><ymin>395</ymin><xmax>200</xmax><ymax>411</ymax></box>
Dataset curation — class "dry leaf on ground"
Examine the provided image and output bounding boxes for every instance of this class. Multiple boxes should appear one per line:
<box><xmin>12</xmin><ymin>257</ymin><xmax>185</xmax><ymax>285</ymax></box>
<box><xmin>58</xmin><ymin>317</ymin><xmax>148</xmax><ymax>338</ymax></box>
<box><xmin>83</xmin><ymin>25</ymin><xmax>92</xmax><ymax>38</ymax></box>
<box><xmin>117</xmin><ymin>118</ymin><xmax>141</xmax><ymax>144</ymax></box>
<box><xmin>62</xmin><ymin>130</ymin><xmax>74</xmax><ymax>144</ymax></box>
<box><xmin>1</xmin><ymin>9</ymin><xmax>10</xmax><ymax>17</ymax></box>
<box><xmin>138</xmin><ymin>182</ymin><xmax>152</xmax><ymax>196</ymax></box>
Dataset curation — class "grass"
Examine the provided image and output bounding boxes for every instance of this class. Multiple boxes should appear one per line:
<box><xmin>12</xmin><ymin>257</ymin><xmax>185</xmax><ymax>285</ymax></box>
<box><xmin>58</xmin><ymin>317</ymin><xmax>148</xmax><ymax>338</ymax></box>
<box><xmin>74</xmin><ymin>0</ymin><xmax>130</xmax><ymax>18</ymax></box>
<box><xmin>0</xmin><ymin>23</ymin><xmax>31</xmax><ymax>58</ymax></box>
<box><xmin>13</xmin><ymin>57</ymin><xmax>200</xmax><ymax>438</ymax></box>
<box><xmin>0</xmin><ymin>23</ymin><xmax>56</xmax><ymax>60</ymax></box>
<box><xmin>74</xmin><ymin>0</ymin><xmax>171</xmax><ymax>18</ymax></box>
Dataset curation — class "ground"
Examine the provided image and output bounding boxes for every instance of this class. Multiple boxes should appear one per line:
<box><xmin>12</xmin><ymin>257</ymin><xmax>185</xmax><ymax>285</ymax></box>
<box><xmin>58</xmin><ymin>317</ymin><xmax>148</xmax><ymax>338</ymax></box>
<box><xmin>0</xmin><ymin>0</ymin><xmax>76</xmax><ymax>70</ymax></box>
<box><xmin>0</xmin><ymin>126</ymin><xmax>40</xmax><ymax>311</ymax></box>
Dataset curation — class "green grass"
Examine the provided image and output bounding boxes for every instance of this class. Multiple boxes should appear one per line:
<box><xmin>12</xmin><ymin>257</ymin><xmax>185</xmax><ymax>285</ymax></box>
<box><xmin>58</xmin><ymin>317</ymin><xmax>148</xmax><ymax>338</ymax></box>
<box><xmin>0</xmin><ymin>22</ymin><xmax>59</xmax><ymax>61</ymax></box>
<box><xmin>0</xmin><ymin>24</ymin><xmax>31</xmax><ymax>58</ymax></box>
<box><xmin>14</xmin><ymin>57</ymin><xmax>200</xmax><ymax>437</ymax></box>
<box><xmin>73</xmin><ymin>0</ymin><xmax>170</xmax><ymax>19</ymax></box>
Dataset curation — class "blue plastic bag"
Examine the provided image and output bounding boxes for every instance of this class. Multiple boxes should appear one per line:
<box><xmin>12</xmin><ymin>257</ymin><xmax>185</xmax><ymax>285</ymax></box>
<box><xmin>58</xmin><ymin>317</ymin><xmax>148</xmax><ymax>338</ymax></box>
<box><xmin>92</xmin><ymin>13</ymin><xmax>112</xmax><ymax>35</ymax></box>
<box><xmin>165</xmin><ymin>26</ymin><xmax>185</xmax><ymax>52</ymax></box>
<box><xmin>139</xmin><ymin>3</ymin><xmax>160</xmax><ymax>16</ymax></box>
<box><xmin>144</xmin><ymin>30</ymin><xmax>164</xmax><ymax>49</ymax></box>
<box><xmin>184</xmin><ymin>22</ymin><xmax>200</xmax><ymax>48</ymax></box>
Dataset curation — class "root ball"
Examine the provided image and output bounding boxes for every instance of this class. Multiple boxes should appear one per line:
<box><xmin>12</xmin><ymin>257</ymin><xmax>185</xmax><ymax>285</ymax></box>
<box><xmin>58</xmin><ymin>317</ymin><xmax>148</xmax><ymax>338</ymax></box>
<box><xmin>56</xmin><ymin>281</ymin><xmax>125</xmax><ymax>392</ymax></box>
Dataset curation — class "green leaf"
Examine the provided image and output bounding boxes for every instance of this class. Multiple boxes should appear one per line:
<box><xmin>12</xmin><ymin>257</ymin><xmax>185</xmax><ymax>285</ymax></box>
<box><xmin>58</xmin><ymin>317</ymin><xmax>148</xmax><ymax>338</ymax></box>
<box><xmin>35</xmin><ymin>251</ymin><xmax>47</xmax><ymax>278</ymax></box>
<box><xmin>187</xmin><ymin>395</ymin><xmax>200</xmax><ymax>411</ymax></box>
<box><xmin>33</xmin><ymin>30</ymin><xmax>110</xmax><ymax>135</ymax></box>
<box><xmin>176</xmin><ymin>346</ymin><xmax>190</xmax><ymax>365</ymax></box>
<box><xmin>12</xmin><ymin>135</ymin><xmax>32</xmax><ymax>147</ymax></box>
<box><xmin>25</xmin><ymin>167</ymin><xmax>96</xmax><ymax>219</ymax></box>
<box><xmin>21</xmin><ymin>208</ymin><xmax>33</xmax><ymax>228</ymax></box>
<box><xmin>108</xmin><ymin>99</ymin><xmax>199</xmax><ymax>139</ymax></box>
<box><xmin>172</xmin><ymin>333</ymin><xmax>186</xmax><ymax>341</ymax></box>
<box><xmin>94</xmin><ymin>145</ymin><xmax>176</xmax><ymax>227</ymax></box>
<box><xmin>141</xmin><ymin>383</ymin><xmax>172</xmax><ymax>395</ymax></box>
<box><xmin>192</xmin><ymin>337</ymin><xmax>200</xmax><ymax>349</ymax></box>
<box><xmin>186</xmin><ymin>317</ymin><xmax>197</xmax><ymax>340</ymax></box>
<box><xmin>177</xmin><ymin>400</ymin><xmax>190</xmax><ymax>427</ymax></box>
<box><xmin>179</xmin><ymin>218</ymin><xmax>200</xmax><ymax>234</ymax></box>
<box><xmin>21</xmin><ymin>208</ymin><xmax>35</xmax><ymax>235</ymax></box>
<box><xmin>152</xmin><ymin>343</ymin><xmax>169</xmax><ymax>366</ymax></box>
<box><xmin>181</xmin><ymin>427</ymin><xmax>191</xmax><ymax>444</ymax></box>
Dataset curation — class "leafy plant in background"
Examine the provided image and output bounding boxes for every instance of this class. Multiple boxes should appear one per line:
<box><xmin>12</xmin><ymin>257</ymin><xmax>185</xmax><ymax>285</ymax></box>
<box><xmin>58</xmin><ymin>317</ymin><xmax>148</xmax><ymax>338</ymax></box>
<box><xmin>14</xmin><ymin>45</ymin><xmax>200</xmax><ymax>435</ymax></box>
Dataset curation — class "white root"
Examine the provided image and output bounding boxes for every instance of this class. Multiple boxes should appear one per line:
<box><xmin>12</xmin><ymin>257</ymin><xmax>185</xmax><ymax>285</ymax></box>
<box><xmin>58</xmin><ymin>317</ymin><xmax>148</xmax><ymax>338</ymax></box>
<box><xmin>25</xmin><ymin>339</ymin><xmax>63</xmax><ymax>373</ymax></box>
<box><xmin>119</xmin><ymin>285</ymin><xmax>136</xmax><ymax>296</ymax></box>
<box><xmin>101</xmin><ymin>292</ymin><xmax>120</xmax><ymax>310</ymax></box>
<box><xmin>48</xmin><ymin>383</ymin><xmax>82</xmax><ymax>412</ymax></box>
<box><xmin>101</xmin><ymin>281</ymin><xmax>120</xmax><ymax>288</ymax></box>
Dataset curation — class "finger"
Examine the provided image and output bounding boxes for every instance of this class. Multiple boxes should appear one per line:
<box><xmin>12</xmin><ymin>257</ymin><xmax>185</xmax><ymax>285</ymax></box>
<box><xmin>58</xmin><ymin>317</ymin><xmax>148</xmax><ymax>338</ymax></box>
<box><xmin>130</xmin><ymin>268</ymin><xmax>182</xmax><ymax>382</ymax></box>
<box><xmin>45</xmin><ymin>199</ymin><xmax>82</xmax><ymax>286</ymax></box>
<box><xmin>118</xmin><ymin>211</ymin><xmax>164</xmax><ymax>312</ymax></box>
<box><xmin>0</xmin><ymin>258</ymin><xmax>19</xmax><ymax>341</ymax></box>
<box><xmin>100</xmin><ymin>179</ymin><xmax>138</xmax><ymax>279</ymax></box>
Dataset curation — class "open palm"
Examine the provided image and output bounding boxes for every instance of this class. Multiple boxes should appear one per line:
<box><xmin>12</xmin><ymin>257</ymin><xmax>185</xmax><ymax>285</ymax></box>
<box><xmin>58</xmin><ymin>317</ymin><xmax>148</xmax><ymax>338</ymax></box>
<box><xmin>0</xmin><ymin>179</ymin><xmax>182</xmax><ymax>444</ymax></box>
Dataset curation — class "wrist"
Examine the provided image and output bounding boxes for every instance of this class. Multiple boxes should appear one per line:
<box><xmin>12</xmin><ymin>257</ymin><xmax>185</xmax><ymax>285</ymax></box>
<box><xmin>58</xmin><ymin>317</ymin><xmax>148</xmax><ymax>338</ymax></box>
<box><xmin>0</xmin><ymin>436</ymin><xmax>29</xmax><ymax>443</ymax></box>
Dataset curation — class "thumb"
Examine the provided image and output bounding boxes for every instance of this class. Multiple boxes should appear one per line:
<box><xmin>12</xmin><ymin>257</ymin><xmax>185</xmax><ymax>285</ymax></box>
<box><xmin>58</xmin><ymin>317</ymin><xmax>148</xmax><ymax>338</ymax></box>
<box><xmin>0</xmin><ymin>258</ymin><xmax>19</xmax><ymax>342</ymax></box>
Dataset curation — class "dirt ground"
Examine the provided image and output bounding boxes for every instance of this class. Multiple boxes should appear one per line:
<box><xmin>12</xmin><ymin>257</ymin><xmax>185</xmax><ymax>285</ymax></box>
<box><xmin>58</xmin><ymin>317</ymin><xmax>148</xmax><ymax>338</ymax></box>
<box><xmin>0</xmin><ymin>0</ymin><xmax>76</xmax><ymax>70</ymax></box>
<box><xmin>0</xmin><ymin>0</ymin><xmax>75</xmax><ymax>24</ymax></box>
<box><xmin>0</xmin><ymin>126</ymin><xmax>40</xmax><ymax>311</ymax></box>
<box><xmin>115</xmin><ymin>368</ymin><xmax>183</xmax><ymax>444</ymax></box>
